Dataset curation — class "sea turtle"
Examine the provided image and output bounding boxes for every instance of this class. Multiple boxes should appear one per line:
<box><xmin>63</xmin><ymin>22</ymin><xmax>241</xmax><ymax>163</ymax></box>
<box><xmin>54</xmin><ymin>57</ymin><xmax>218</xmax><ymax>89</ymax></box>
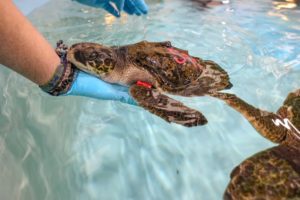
<box><xmin>210</xmin><ymin>89</ymin><xmax>300</xmax><ymax>199</ymax></box>
<box><xmin>56</xmin><ymin>40</ymin><xmax>232</xmax><ymax>127</ymax></box>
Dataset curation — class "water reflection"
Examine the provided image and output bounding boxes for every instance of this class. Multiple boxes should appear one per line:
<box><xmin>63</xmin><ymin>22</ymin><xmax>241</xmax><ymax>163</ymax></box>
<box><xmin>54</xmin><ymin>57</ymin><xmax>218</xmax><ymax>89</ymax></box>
<box><xmin>273</xmin><ymin>0</ymin><xmax>299</xmax><ymax>9</ymax></box>
<box><xmin>268</xmin><ymin>0</ymin><xmax>300</xmax><ymax>21</ymax></box>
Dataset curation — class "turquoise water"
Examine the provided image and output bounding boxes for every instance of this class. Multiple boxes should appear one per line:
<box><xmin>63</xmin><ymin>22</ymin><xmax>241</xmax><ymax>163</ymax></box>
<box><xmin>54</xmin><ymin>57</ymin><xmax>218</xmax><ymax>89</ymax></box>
<box><xmin>1</xmin><ymin>0</ymin><xmax>300</xmax><ymax>199</ymax></box>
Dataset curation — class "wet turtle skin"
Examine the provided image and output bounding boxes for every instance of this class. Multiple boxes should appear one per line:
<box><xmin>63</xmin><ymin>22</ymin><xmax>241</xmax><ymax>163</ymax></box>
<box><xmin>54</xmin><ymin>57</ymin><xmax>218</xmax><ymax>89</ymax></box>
<box><xmin>66</xmin><ymin>41</ymin><xmax>232</xmax><ymax>96</ymax></box>
<box><xmin>58</xmin><ymin>40</ymin><xmax>232</xmax><ymax>127</ymax></box>
<box><xmin>125</xmin><ymin>41</ymin><xmax>232</xmax><ymax>96</ymax></box>
<box><xmin>211</xmin><ymin>89</ymin><xmax>300</xmax><ymax>199</ymax></box>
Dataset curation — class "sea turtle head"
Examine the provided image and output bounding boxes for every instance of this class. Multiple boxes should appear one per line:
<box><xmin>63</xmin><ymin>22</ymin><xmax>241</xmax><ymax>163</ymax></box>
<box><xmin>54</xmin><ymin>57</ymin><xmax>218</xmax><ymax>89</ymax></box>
<box><xmin>67</xmin><ymin>42</ymin><xmax>116</xmax><ymax>78</ymax></box>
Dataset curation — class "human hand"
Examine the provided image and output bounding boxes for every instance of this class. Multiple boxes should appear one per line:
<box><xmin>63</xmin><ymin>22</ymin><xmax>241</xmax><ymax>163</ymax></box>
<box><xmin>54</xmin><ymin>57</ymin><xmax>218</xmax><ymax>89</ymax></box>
<box><xmin>67</xmin><ymin>71</ymin><xmax>137</xmax><ymax>105</ymax></box>
<box><xmin>74</xmin><ymin>0</ymin><xmax>148</xmax><ymax>17</ymax></box>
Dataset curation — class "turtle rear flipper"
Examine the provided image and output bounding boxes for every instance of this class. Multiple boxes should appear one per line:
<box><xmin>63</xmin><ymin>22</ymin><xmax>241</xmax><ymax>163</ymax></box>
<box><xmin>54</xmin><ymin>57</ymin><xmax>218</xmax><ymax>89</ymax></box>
<box><xmin>197</xmin><ymin>60</ymin><xmax>232</xmax><ymax>92</ymax></box>
<box><xmin>277</xmin><ymin>88</ymin><xmax>300</xmax><ymax>131</ymax></box>
<box><xmin>130</xmin><ymin>84</ymin><xmax>207</xmax><ymax>127</ymax></box>
<box><xmin>177</xmin><ymin>60</ymin><xmax>232</xmax><ymax>96</ymax></box>
<box><xmin>225</xmin><ymin>145</ymin><xmax>300</xmax><ymax>200</ymax></box>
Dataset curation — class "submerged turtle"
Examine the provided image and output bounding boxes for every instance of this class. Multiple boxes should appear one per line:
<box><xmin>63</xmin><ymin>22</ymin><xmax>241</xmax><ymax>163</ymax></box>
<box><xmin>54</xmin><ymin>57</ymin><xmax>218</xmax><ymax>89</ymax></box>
<box><xmin>57</xmin><ymin>40</ymin><xmax>232</xmax><ymax>127</ymax></box>
<box><xmin>210</xmin><ymin>89</ymin><xmax>300</xmax><ymax>199</ymax></box>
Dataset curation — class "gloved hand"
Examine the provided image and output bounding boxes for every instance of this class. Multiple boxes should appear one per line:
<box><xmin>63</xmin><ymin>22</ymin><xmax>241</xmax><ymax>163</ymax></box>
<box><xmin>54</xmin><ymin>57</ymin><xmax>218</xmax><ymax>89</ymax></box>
<box><xmin>75</xmin><ymin>0</ymin><xmax>148</xmax><ymax>17</ymax></box>
<box><xmin>40</xmin><ymin>40</ymin><xmax>136</xmax><ymax>105</ymax></box>
<box><xmin>67</xmin><ymin>71</ymin><xmax>136</xmax><ymax>105</ymax></box>
<box><xmin>40</xmin><ymin>44</ymin><xmax>136</xmax><ymax>105</ymax></box>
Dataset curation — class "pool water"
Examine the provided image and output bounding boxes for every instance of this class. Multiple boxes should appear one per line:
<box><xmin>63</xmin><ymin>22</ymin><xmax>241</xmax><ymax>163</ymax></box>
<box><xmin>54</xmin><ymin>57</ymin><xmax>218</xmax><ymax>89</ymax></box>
<box><xmin>1</xmin><ymin>0</ymin><xmax>300</xmax><ymax>199</ymax></box>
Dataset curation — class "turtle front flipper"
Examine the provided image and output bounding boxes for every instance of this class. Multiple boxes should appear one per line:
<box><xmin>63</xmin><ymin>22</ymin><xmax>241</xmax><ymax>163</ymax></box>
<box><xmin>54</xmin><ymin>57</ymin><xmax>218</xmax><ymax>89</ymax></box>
<box><xmin>129</xmin><ymin>84</ymin><xmax>207</xmax><ymax>127</ymax></box>
<box><xmin>225</xmin><ymin>145</ymin><xmax>300</xmax><ymax>200</ymax></box>
<box><xmin>210</xmin><ymin>92</ymin><xmax>288</xmax><ymax>143</ymax></box>
<box><xmin>277</xmin><ymin>88</ymin><xmax>300</xmax><ymax>131</ymax></box>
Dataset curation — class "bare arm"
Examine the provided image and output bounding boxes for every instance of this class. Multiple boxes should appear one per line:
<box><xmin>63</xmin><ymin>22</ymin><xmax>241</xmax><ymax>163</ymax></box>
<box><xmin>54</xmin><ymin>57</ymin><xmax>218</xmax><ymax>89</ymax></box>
<box><xmin>0</xmin><ymin>0</ymin><xmax>60</xmax><ymax>85</ymax></box>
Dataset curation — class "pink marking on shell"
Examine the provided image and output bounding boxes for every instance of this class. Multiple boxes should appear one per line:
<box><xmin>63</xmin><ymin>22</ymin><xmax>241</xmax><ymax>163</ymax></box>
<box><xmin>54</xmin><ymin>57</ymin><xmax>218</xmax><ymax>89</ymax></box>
<box><xmin>174</xmin><ymin>56</ymin><xmax>187</xmax><ymax>64</ymax></box>
<box><xmin>167</xmin><ymin>48</ymin><xmax>201</xmax><ymax>68</ymax></box>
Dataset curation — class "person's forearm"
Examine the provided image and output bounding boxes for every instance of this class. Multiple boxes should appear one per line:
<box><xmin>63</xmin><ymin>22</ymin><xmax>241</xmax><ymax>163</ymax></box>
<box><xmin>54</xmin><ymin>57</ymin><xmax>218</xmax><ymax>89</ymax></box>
<box><xmin>0</xmin><ymin>0</ymin><xmax>60</xmax><ymax>85</ymax></box>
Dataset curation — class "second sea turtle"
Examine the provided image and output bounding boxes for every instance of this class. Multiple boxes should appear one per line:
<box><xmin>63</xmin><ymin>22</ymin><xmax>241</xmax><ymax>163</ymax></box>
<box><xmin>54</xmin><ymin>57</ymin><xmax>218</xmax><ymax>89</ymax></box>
<box><xmin>211</xmin><ymin>89</ymin><xmax>300</xmax><ymax>199</ymax></box>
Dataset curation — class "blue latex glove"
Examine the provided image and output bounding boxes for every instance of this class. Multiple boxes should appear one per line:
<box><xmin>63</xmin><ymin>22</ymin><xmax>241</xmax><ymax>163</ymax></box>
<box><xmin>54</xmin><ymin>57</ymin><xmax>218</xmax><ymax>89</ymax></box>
<box><xmin>75</xmin><ymin>0</ymin><xmax>148</xmax><ymax>17</ymax></box>
<box><xmin>67</xmin><ymin>71</ymin><xmax>137</xmax><ymax>105</ymax></box>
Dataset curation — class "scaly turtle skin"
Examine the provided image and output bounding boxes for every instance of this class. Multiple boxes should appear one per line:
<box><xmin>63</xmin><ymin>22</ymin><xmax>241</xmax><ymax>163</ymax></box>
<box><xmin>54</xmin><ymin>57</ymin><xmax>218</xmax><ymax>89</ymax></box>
<box><xmin>210</xmin><ymin>89</ymin><xmax>300</xmax><ymax>199</ymax></box>
<box><xmin>57</xmin><ymin>40</ymin><xmax>232</xmax><ymax>127</ymax></box>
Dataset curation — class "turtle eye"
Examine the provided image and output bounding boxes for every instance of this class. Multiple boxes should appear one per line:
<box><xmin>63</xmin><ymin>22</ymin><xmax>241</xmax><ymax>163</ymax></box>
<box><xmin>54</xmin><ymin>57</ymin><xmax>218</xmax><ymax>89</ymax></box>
<box><xmin>89</xmin><ymin>52</ymin><xmax>98</xmax><ymax>60</ymax></box>
<box><xmin>98</xmin><ymin>53</ymin><xmax>107</xmax><ymax>59</ymax></box>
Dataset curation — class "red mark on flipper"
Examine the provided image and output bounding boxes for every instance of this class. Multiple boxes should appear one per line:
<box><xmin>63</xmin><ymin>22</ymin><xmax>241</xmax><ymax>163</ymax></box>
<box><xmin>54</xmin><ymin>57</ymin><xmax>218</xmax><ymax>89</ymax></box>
<box><xmin>136</xmin><ymin>81</ymin><xmax>152</xmax><ymax>89</ymax></box>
